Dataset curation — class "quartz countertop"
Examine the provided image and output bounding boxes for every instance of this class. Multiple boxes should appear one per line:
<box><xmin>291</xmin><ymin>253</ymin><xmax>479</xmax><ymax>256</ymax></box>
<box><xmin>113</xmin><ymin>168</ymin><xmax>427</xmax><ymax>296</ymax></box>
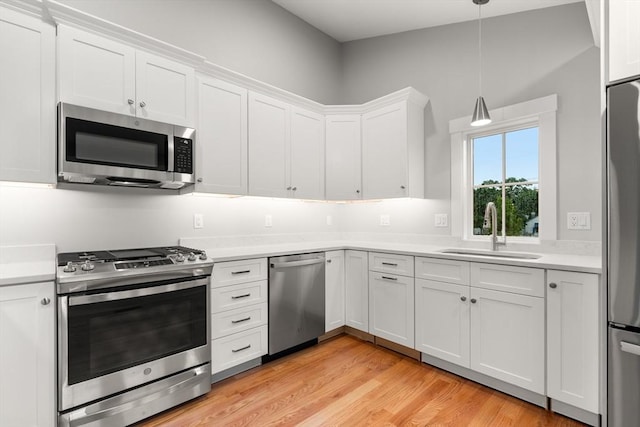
<box><xmin>0</xmin><ymin>244</ymin><xmax>57</xmax><ymax>286</ymax></box>
<box><xmin>181</xmin><ymin>239</ymin><xmax>602</xmax><ymax>274</ymax></box>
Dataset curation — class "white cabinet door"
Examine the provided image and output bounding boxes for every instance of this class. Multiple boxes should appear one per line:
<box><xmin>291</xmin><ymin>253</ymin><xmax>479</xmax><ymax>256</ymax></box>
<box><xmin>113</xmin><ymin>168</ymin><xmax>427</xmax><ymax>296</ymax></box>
<box><xmin>135</xmin><ymin>51</ymin><xmax>195</xmax><ymax>127</ymax></box>
<box><xmin>0</xmin><ymin>282</ymin><xmax>55</xmax><ymax>427</ymax></box>
<box><xmin>369</xmin><ymin>272</ymin><xmax>414</xmax><ymax>348</ymax></box>
<box><xmin>0</xmin><ymin>7</ymin><xmax>55</xmax><ymax>184</ymax></box>
<box><xmin>290</xmin><ymin>107</ymin><xmax>325</xmax><ymax>200</ymax></box>
<box><xmin>609</xmin><ymin>0</ymin><xmax>640</xmax><ymax>82</ymax></box>
<box><xmin>345</xmin><ymin>250</ymin><xmax>369</xmax><ymax>332</ymax></box>
<box><xmin>470</xmin><ymin>287</ymin><xmax>544</xmax><ymax>394</ymax></box>
<box><xmin>547</xmin><ymin>270</ymin><xmax>599</xmax><ymax>413</ymax></box>
<box><xmin>325</xmin><ymin>114</ymin><xmax>362</xmax><ymax>200</ymax></box>
<box><xmin>325</xmin><ymin>250</ymin><xmax>345</xmax><ymax>332</ymax></box>
<box><xmin>248</xmin><ymin>92</ymin><xmax>290</xmax><ymax>198</ymax></box>
<box><xmin>196</xmin><ymin>77</ymin><xmax>247</xmax><ymax>194</ymax></box>
<box><xmin>362</xmin><ymin>102</ymin><xmax>408</xmax><ymax>199</ymax></box>
<box><xmin>58</xmin><ymin>25</ymin><xmax>136</xmax><ymax>116</ymax></box>
<box><xmin>415</xmin><ymin>279</ymin><xmax>470</xmax><ymax>367</ymax></box>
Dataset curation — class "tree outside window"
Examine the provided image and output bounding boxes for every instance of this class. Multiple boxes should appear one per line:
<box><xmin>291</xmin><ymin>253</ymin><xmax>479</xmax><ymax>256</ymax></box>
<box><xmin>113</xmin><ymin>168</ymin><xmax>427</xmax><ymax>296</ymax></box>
<box><xmin>471</xmin><ymin>127</ymin><xmax>539</xmax><ymax>237</ymax></box>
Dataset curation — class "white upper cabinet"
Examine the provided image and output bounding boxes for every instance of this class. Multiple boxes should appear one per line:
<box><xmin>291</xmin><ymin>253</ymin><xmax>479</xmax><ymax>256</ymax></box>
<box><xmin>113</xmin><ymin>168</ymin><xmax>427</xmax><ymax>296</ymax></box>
<box><xmin>58</xmin><ymin>25</ymin><xmax>195</xmax><ymax>127</ymax></box>
<box><xmin>248</xmin><ymin>92</ymin><xmax>290</xmax><ymax>198</ymax></box>
<box><xmin>362</xmin><ymin>96</ymin><xmax>426</xmax><ymax>199</ymax></box>
<box><xmin>248</xmin><ymin>93</ymin><xmax>325</xmax><ymax>199</ymax></box>
<box><xmin>609</xmin><ymin>0</ymin><xmax>640</xmax><ymax>82</ymax></box>
<box><xmin>290</xmin><ymin>107</ymin><xmax>325</xmax><ymax>199</ymax></box>
<box><xmin>325</xmin><ymin>114</ymin><xmax>362</xmax><ymax>200</ymax></box>
<box><xmin>196</xmin><ymin>76</ymin><xmax>247</xmax><ymax>194</ymax></box>
<box><xmin>0</xmin><ymin>6</ymin><xmax>55</xmax><ymax>184</ymax></box>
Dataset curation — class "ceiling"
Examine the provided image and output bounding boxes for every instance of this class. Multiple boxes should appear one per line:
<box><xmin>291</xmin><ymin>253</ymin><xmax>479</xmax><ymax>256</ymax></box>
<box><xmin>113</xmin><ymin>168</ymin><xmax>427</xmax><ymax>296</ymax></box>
<box><xmin>271</xmin><ymin>0</ymin><xmax>585</xmax><ymax>43</ymax></box>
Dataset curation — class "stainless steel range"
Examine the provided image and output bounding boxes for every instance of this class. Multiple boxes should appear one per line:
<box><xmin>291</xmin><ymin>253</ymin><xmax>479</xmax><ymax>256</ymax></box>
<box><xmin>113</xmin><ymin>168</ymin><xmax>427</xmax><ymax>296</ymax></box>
<box><xmin>56</xmin><ymin>246</ymin><xmax>213</xmax><ymax>427</ymax></box>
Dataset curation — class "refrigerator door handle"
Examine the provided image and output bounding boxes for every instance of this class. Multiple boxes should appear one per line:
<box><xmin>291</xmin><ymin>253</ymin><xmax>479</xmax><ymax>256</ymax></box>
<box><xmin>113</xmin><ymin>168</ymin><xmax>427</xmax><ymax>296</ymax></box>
<box><xmin>620</xmin><ymin>341</ymin><xmax>640</xmax><ymax>356</ymax></box>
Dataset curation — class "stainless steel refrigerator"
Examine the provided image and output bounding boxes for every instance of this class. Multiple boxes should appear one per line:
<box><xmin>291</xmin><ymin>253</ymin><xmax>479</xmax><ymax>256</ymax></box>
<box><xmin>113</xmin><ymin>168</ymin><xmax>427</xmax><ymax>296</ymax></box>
<box><xmin>608</xmin><ymin>78</ymin><xmax>640</xmax><ymax>427</ymax></box>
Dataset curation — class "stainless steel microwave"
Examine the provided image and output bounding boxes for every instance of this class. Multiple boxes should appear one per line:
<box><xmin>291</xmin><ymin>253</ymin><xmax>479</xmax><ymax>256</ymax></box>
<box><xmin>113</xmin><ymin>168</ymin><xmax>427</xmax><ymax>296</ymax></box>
<box><xmin>58</xmin><ymin>103</ymin><xmax>195</xmax><ymax>190</ymax></box>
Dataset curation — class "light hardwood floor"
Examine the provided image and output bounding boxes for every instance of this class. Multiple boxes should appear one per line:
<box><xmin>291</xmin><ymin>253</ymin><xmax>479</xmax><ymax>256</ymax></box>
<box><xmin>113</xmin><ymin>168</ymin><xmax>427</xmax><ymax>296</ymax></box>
<box><xmin>138</xmin><ymin>334</ymin><xmax>585</xmax><ymax>426</ymax></box>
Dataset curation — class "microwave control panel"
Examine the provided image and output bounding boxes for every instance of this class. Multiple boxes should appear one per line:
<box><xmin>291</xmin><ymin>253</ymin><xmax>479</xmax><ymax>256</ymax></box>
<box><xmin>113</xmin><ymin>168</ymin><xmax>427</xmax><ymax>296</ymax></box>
<box><xmin>173</xmin><ymin>137</ymin><xmax>193</xmax><ymax>174</ymax></box>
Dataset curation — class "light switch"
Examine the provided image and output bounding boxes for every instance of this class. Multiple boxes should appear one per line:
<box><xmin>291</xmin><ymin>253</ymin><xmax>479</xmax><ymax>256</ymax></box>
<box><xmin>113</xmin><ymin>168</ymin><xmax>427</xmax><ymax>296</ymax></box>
<box><xmin>380</xmin><ymin>214</ymin><xmax>390</xmax><ymax>226</ymax></box>
<box><xmin>567</xmin><ymin>212</ymin><xmax>590</xmax><ymax>230</ymax></box>
<box><xmin>265</xmin><ymin>214</ymin><xmax>273</xmax><ymax>228</ymax></box>
<box><xmin>193</xmin><ymin>213</ymin><xmax>204</xmax><ymax>229</ymax></box>
<box><xmin>435</xmin><ymin>213</ymin><xmax>448</xmax><ymax>227</ymax></box>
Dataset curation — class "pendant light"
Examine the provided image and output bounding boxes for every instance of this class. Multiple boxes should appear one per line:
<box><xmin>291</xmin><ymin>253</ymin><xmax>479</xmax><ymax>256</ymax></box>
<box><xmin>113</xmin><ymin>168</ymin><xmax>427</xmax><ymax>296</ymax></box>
<box><xmin>471</xmin><ymin>0</ymin><xmax>491</xmax><ymax>127</ymax></box>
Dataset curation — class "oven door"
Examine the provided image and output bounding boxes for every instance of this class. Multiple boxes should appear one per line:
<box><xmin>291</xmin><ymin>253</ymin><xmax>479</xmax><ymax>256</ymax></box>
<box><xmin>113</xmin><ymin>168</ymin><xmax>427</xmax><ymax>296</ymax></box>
<box><xmin>58</xmin><ymin>277</ymin><xmax>210</xmax><ymax>411</ymax></box>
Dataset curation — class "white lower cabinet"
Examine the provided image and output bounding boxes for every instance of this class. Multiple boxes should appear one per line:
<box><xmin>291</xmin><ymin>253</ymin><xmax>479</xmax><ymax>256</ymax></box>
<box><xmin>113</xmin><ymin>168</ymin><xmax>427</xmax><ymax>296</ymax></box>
<box><xmin>211</xmin><ymin>258</ymin><xmax>268</xmax><ymax>375</ymax></box>
<box><xmin>469</xmin><ymin>286</ymin><xmax>545</xmax><ymax>394</ymax></box>
<box><xmin>369</xmin><ymin>271</ymin><xmax>414</xmax><ymax>348</ymax></box>
<box><xmin>546</xmin><ymin>270</ymin><xmax>600</xmax><ymax>413</ymax></box>
<box><xmin>0</xmin><ymin>281</ymin><xmax>55</xmax><ymax>427</ymax></box>
<box><xmin>345</xmin><ymin>250</ymin><xmax>369</xmax><ymax>332</ymax></box>
<box><xmin>415</xmin><ymin>278</ymin><xmax>470</xmax><ymax>367</ymax></box>
<box><xmin>325</xmin><ymin>250</ymin><xmax>345</xmax><ymax>332</ymax></box>
<box><xmin>415</xmin><ymin>258</ymin><xmax>545</xmax><ymax>395</ymax></box>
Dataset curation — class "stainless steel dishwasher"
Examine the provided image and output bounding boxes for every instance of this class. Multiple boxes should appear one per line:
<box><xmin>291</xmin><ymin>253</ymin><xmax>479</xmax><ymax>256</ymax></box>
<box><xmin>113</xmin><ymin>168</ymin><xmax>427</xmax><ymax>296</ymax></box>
<box><xmin>267</xmin><ymin>252</ymin><xmax>325</xmax><ymax>357</ymax></box>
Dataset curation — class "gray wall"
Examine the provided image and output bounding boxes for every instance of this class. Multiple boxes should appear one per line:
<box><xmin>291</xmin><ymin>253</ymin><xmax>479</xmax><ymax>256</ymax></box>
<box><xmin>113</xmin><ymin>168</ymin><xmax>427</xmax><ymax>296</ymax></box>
<box><xmin>339</xmin><ymin>2</ymin><xmax>601</xmax><ymax>241</ymax></box>
<box><xmin>56</xmin><ymin>0</ymin><xmax>343</xmax><ymax>104</ymax></box>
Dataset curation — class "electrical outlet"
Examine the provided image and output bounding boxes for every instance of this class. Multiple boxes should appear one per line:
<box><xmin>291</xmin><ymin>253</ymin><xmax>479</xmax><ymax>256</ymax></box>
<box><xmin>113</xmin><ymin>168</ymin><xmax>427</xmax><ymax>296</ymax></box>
<box><xmin>435</xmin><ymin>213</ymin><xmax>448</xmax><ymax>227</ymax></box>
<box><xmin>326</xmin><ymin>215</ymin><xmax>333</xmax><ymax>226</ymax></box>
<box><xmin>567</xmin><ymin>212</ymin><xmax>591</xmax><ymax>230</ymax></box>
<box><xmin>265</xmin><ymin>214</ymin><xmax>273</xmax><ymax>228</ymax></box>
<box><xmin>193</xmin><ymin>213</ymin><xmax>204</xmax><ymax>229</ymax></box>
<box><xmin>380</xmin><ymin>214</ymin><xmax>390</xmax><ymax>226</ymax></box>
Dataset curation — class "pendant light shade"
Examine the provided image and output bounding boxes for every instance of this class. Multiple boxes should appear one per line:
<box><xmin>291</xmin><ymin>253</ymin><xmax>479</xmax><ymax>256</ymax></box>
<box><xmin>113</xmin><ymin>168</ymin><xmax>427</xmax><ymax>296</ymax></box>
<box><xmin>471</xmin><ymin>96</ymin><xmax>491</xmax><ymax>127</ymax></box>
<box><xmin>470</xmin><ymin>0</ymin><xmax>491</xmax><ymax>127</ymax></box>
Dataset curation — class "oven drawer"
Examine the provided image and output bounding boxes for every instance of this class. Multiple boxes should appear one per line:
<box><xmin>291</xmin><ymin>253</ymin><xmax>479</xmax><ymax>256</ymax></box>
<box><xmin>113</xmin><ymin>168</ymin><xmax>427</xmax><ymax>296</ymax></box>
<box><xmin>369</xmin><ymin>252</ymin><xmax>414</xmax><ymax>277</ymax></box>
<box><xmin>211</xmin><ymin>280</ymin><xmax>267</xmax><ymax>313</ymax></box>
<box><xmin>212</xmin><ymin>325</ymin><xmax>268</xmax><ymax>374</ymax></box>
<box><xmin>211</xmin><ymin>303</ymin><xmax>267</xmax><ymax>339</ymax></box>
<box><xmin>212</xmin><ymin>258</ymin><xmax>268</xmax><ymax>288</ymax></box>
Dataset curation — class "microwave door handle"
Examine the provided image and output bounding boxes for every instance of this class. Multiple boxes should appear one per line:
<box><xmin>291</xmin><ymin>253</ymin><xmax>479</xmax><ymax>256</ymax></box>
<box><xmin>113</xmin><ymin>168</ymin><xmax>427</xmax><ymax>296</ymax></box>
<box><xmin>168</xmin><ymin>131</ymin><xmax>175</xmax><ymax>172</ymax></box>
<box><xmin>68</xmin><ymin>277</ymin><xmax>208</xmax><ymax>306</ymax></box>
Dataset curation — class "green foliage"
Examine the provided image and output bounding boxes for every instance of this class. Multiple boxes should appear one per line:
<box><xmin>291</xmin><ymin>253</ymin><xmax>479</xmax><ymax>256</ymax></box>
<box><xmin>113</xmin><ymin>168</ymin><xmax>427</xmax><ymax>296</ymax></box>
<box><xmin>473</xmin><ymin>178</ymin><xmax>539</xmax><ymax>237</ymax></box>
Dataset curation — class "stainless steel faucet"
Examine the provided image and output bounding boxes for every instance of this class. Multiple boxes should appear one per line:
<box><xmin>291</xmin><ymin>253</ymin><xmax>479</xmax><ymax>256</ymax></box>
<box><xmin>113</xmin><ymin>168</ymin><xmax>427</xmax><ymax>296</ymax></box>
<box><xmin>483</xmin><ymin>202</ymin><xmax>505</xmax><ymax>251</ymax></box>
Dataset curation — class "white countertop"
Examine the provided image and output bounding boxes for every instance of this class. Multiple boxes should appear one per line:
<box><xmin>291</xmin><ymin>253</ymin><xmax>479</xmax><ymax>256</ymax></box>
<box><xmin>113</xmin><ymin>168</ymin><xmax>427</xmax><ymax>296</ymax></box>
<box><xmin>0</xmin><ymin>244</ymin><xmax>57</xmax><ymax>286</ymax></box>
<box><xmin>193</xmin><ymin>240</ymin><xmax>602</xmax><ymax>274</ymax></box>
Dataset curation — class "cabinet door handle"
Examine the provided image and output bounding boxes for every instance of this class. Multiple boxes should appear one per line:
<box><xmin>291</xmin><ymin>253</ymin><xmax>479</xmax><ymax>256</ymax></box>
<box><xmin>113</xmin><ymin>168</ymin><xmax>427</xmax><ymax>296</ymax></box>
<box><xmin>381</xmin><ymin>275</ymin><xmax>398</xmax><ymax>281</ymax></box>
<box><xmin>127</xmin><ymin>99</ymin><xmax>134</xmax><ymax>105</ymax></box>
<box><xmin>231</xmin><ymin>270</ymin><xmax>251</xmax><ymax>275</ymax></box>
<box><xmin>327</xmin><ymin>259</ymin><xmax>332</xmax><ymax>264</ymax></box>
<box><xmin>41</xmin><ymin>297</ymin><xmax>51</xmax><ymax>305</ymax></box>
<box><xmin>470</xmin><ymin>298</ymin><xmax>477</xmax><ymax>304</ymax></box>
<box><xmin>139</xmin><ymin>101</ymin><xmax>146</xmax><ymax>108</ymax></box>
<box><xmin>286</xmin><ymin>186</ymin><xmax>292</xmax><ymax>190</ymax></box>
<box><xmin>292</xmin><ymin>187</ymin><xmax>297</xmax><ymax>191</ymax></box>
<box><xmin>356</xmin><ymin>190</ymin><xmax>360</xmax><ymax>194</ymax></box>
<box><xmin>231</xmin><ymin>293</ymin><xmax>251</xmax><ymax>300</ymax></box>
<box><xmin>400</xmin><ymin>185</ymin><xmax>406</xmax><ymax>190</ymax></box>
<box><xmin>197</xmin><ymin>178</ymin><xmax>203</xmax><ymax>183</ymax></box>
<box><xmin>549</xmin><ymin>282</ymin><xmax>558</xmax><ymax>289</ymax></box>
<box><xmin>381</xmin><ymin>262</ymin><xmax>398</xmax><ymax>266</ymax></box>
<box><xmin>231</xmin><ymin>316</ymin><xmax>251</xmax><ymax>324</ymax></box>
<box><xmin>232</xmin><ymin>344</ymin><xmax>251</xmax><ymax>353</ymax></box>
<box><xmin>460</xmin><ymin>296</ymin><xmax>467</xmax><ymax>302</ymax></box>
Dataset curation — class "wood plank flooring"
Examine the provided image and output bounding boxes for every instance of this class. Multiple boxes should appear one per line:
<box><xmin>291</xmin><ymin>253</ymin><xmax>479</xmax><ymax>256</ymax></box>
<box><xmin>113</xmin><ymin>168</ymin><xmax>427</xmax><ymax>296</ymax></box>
<box><xmin>138</xmin><ymin>334</ymin><xmax>586</xmax><ymax>427</ymax></box>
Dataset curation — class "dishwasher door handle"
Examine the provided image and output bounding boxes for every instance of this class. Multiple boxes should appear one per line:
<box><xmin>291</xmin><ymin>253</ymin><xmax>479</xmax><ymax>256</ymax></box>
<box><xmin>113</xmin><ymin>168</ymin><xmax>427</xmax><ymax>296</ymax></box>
<box><xmin>270</xmin><ymin>258</ymin><xmax>325</xmax><ymax>269</ymax></box>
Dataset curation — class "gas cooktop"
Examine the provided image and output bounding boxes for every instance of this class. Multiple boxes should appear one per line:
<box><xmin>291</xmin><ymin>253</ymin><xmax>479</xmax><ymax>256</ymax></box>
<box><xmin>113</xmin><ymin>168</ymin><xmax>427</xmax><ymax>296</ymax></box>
<box><xmin>57</xmin><ymin>246</ymin><xmax>206</xmax><ymax>266</ymax></box>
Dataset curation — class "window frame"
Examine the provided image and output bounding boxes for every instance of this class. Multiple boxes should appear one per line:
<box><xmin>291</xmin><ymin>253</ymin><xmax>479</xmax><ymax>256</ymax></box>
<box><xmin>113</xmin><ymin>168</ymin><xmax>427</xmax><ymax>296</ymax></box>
<box><xmin>450</xmin><ymin>94</ymin><xmax>557</xmax><ymax>243</ymax></box>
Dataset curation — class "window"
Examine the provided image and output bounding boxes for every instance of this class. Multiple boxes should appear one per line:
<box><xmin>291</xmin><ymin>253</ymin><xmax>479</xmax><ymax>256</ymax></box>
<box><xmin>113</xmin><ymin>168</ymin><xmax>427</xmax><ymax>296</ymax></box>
<box><xmin>471</xmin><ymin>126</ymin><xmax>539</xmax><ymax>238</ymax></box>
<box><xmin>449</xmin><ymin>94</ymin><xmax>557</xmax><ymax>242</ymax></box>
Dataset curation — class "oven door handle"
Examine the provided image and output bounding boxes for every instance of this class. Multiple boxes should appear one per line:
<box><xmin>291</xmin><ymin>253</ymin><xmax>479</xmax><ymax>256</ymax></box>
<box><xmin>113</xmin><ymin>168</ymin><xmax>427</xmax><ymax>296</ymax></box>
<box><xmin>68</xmin><ymin>277</ymin><xmax>209</xmax><ymax>306</ymax></box>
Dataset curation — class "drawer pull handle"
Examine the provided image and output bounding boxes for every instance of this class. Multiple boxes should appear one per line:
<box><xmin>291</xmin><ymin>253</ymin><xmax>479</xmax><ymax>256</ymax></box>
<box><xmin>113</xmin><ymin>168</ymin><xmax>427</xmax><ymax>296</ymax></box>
<box><xmin>231</xmin><ymin>316</ymin><xmax>252</xmax><ymax>324</ymax></box>
<box><xmin>231</xmin><ymin>294</ymin><xmax>251</xmax><ymax>300</ymax></box>
<box><xmin>381</xmin><ymin>262</ymin><xmax>398</xmax><ymax>266</ymax></box>
<box><xmin>232</xmin><ymin>344</ymin><xmax>251</xmax><ymax>353</ymax></box>
<box><xmin>232</xmin><ymin>270</ymin><xmax>251</xmax><ymax>275</ymax></box>
<box><xmin>470</xmin><ymin>298</ymin><xmax>477</xmax><ymax>304</ymax></box>
<box><xmin>381</xmin><ymin>276</ymin><xmax>398</xmax><ymax>281</ymax></box>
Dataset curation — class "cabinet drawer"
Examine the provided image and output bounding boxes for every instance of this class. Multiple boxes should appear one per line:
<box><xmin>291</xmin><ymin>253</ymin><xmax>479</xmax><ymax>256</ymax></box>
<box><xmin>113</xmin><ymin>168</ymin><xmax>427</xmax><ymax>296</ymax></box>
<box><xmin>212</xmin><ymin>303</ymin><xmax>267</xmax><ymax>339</ymax></box>
<box><xmin>212</xmin><ymin>258</ymin><xmax>267</xmax><ymax>288</ymax></box>
<box><xmin>212</xmin><ymin>325</ymin><xmax>267</xmax><ymax>374</ymax></box>
<box><xmin>211</xmin><ymin>280</ymin><xmax>267</xmax><ymax>313</ymax></box>
<box><xmin>415</xmin><ymin>257</ymin><xmax>469</xmax><ymax>285</ymax></box>
<box><xmin>369</xmin><ymin>252</ymin><xmax>414</xmax><ymax>276</ymax></box>
<box><xmin>470</xmin><ymin>263</ymin><xmax>544</xmax><ymax>297</ymax></box>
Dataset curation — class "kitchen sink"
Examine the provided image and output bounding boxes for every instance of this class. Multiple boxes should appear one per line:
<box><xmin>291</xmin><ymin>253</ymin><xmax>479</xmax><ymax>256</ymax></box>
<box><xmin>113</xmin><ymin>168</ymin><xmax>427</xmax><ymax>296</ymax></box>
<box><xmin>438</xmin><ymin>248</ymin><xmax>542</xmax><ymax>260</ymax></box>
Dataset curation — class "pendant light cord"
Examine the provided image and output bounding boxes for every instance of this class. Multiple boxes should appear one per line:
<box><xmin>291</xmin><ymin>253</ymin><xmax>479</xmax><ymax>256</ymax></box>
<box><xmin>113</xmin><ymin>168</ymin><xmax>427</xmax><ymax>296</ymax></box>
<box><xmin>478</xmin><ymin>3</ymin><xmax>482</xmax><ymax>96</ymax></box>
